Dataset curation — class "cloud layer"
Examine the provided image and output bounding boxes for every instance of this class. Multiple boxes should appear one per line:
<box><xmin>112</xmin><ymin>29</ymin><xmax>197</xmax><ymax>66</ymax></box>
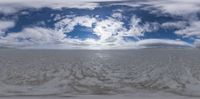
<box><xmin>0</xmin><ymin>0</ymin><xmax>200</xmax><ymax>49</ymax></box>
<box><xmin>136</xmin><ymin>39</ymin><xmax>193</xmax><ymax>48</ymax></box>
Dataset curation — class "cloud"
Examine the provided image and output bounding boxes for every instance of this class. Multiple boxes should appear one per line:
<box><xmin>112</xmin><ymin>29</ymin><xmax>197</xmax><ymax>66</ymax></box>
<box><xmin>93</xmin><ymin>15</ymin><xmax>157</xmax><ymax>44</ymax></box>
<box><xmin>1</xmin><ymin>1</ymin><xmax>198</xmax><ymax>49</ymax></box>
<box><xmin>175</xmin><ymin>21</ymin><xmax>200</xmax><ymax>38</ymax></box>
<box><xmin>93</xmin><ymin>17</ymin><xmax>125</xmax><ymax>42</ymax></box>
<box><xmin>134</xmin><ymin>0</ymin><xmax>200</xmax><ymax>45</ymax></box>
<box><xmin>0</xmin><ymin>27</ymin><xmax>66</xmax><ymax>47</ymax></box>
<box><xmin>136</xmin><ymin>39</ymin><xmax>193</xmax><ymax>48</ymax></box>
<box><xmin>120</xmin><ymin>0</ymin><xmax>200</xmax><ymax>48</ymax></box>
<box><xmin>0</xmin><ymin>26</ymin><xmax>194</xmax><ymax>49</ymax></box>
<box><xmin>0</xmin><ymin>0</ymin><xmax>102</xmax><ymax>14</ymax></box>
<box><xmin>0</xmin><ymin>20</ymin><xmax>15</xmax><ymax>36</ymax></box>
<box><xmin>0</xmin><ymin>0</ymin><xmax>124</xmax><ymax>3</ymax></box>
<box><xmin>194</xmin><ymin>39</ymin><xmax>200</xmax><ymax>48</ymax></box>
<box><xmin>140</xmin><ymin>0</ymin><xmax>200</xmax><ymax>16</ymax></box>
<box><xmin>55</xmin><ymin>16</ymin><xmax>97</xmax><ymax>33</ymax></box>
<box><xmin>111</xmin><ymin>12</ymin><xmax>124</xmax><ymax>20</ymax></box>
<box><xmin>126</xmin><ymin>16</ymin><xmax>157</xmax><ymax>37</ymax></box>
<box><xmin>114</xmin><ymin>0</ymin><xmax>200</xmax><ymax>17</ymax></box>
<box><xmin>158</xmin><ymin>1</ymin><xmax>199</xmax><ymax>15</ymax></box>
<box><xmin>0</xmin><ymin>14</ymin><xmax>157</xmax><ymax>49</ymax></box>
<box><xmin>55</xmin><ymin>15</ymin><xmax>155</xmax><ymax>45</ymax></box>
<box><xmin>161</xmin><ymin>21</ymin><xmax>187</xmax><ymax>29</ymax></box>
<box><xmin>0</xmin><ymin>21</ymin><xmax>15</xmax><ymax>30</ymax></box>
<box><xmin>0</xmin><ymin>0</ymin><xmax>126</xmax><ymax>14</ymax></box>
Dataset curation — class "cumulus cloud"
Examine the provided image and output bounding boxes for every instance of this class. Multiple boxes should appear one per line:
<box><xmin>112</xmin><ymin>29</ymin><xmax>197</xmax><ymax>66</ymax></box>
<box><xmin>123</xmin><ymin>0</ymin><xmax>200</xmax><ymax>42</ymax></box>
<box><xmin>0</xmin><ymin>14</ymin><xmax>158</xmax><ymax>49</ymax></box>
<box><xmin>93</xmin><ymin>15</ymin><xmax>157</xmax><ymax>44</ymax></box>
<box><xmin>55</xmin><ymin>16</ymin><xmax>97</xmax><ymax>33</ymax></box>
<box><xmin>151</xmin><ymin>0</ymin><xmax>200</xmax><ymax>15</ymax></box>
<box><xmin>0</xmin><ymin>0</ymin><xmax>123</xmax><ymax>3</ymax></box>
<box><xmin>124</xmin><ymin>0</ymin><xmax>200</xmax><ymax>48</ymax></box>
<box><xmin>0</xmin><ymin>0</ymin><xmax>199</xmax><ymax>49</ymax></box>
<box><xmin>93</xmin><ymin>18</ymin><xmax>125</xmax><ymax>42</ymax></box>
<box><xmin>125</xmin><ymin>16</ymin><xmax>156</xmax><ymax>37</ymax></box>
<box><xmin>115</xmin><ymin>0</ymin><xmax>200</xmax><ymax>17</ymax></box>
<box><xmin>0</xmin><ymin>20</ymin><xmax>15</xmax><ymax>36</ymax></box>
<box><xmin>134</xmin><ymin>0</ymin><xmax>200</xmax><ymax>16</ymax></box>
<box><xmin>136</xmin><ymin>39</ymin><xmax>193</xmax><ymax>48</ymax></box>
<box><xmin>0</xmin><ymin>0</ymin><xmax>102</xmax><ymax>14</ymax></box>
<box><xmin>0</xmin><ymin>0</ymin><xmax>127</xmax><ymax>14</ymax></box>
<box><xmin>0</xmin><ymin>27</ymin><xmax>66</xmax><ymax>47</ymax></box>
<box><xmin>135</xmin><ymin>0</ymin><xmax>200</xmax><ymax>47</ymax></box>
<box><xmin>55</xmin><ymin>15</ymin><xmax>155</xmax><ymax>46</ymax></box>
<box><xmin>175</xmin><ymin>21</ymin><xmax>200</xmax><ymax>38</ymax></box>
<box><xmin>111</xmin><ymin>12</ymin><xmax>124</xmax><ymax>20</ymax></box>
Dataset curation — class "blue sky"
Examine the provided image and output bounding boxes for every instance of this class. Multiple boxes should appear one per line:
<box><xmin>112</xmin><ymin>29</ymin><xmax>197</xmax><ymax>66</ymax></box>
<box><xmin>0</xmin><ymin>0</ymin><xmax>200</xmax><ymax>49</ymax></box>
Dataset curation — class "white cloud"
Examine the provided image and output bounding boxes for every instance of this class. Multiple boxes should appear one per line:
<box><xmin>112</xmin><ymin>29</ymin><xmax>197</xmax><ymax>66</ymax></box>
<box><xmin>136</xmin><ymin>39</ymin><xmax>193</xmax><ymax>48</ymax></box>
<box><xmin>0</xmin><ymin>20</ymin><xmax>15</xmax><ymax>36</ymax></box>
<box><xmin>111</xmin><ymin>12</ymin><xmax>123</xmax><ymax>20</ymax></box>
<box><xmin>55</xmin><ymin>16</ymin><xmax>127</xmax><ymax>45</ymax></box>
<box><xmin>136</xmin><ymin>0</ymin><xmax>200</xmax><ymax>16</ymax></box>
<box><xmin>93</xmin><ymin>18</ymin><xmax>125</xmax><ymax>42</ymax></box>
<box><xmin>93</xmin><ymin>15</ymin><xmax>157</xmax><ymax>44</ymax></box>
<box><xmin>126</xmin><ymin>16</ymin><xmax>153</xmax><ymax>37</ymax></box>
<box><xmin>0</xmin><ymin>0</ymin><xmax>123</xmax><ymax>3</ymax></box>
<box><xmin>55</xmin><ymin>15</ymin><xmax>155</xmax><ymax>45</ymax></box>
<box><xmin>0</xmin><ymin>0</ymin><xmax>124</xmax><ymax>14</ymax></box>
<box><xmin>0</xmin><ymin>5</ymin><xmax>22</xmax><ymax>14</ymax></box>
<box><xmin>0</xmin><ymin>21</ymin><xmax>15</xmax><ymax>30</ymax></box>
<box><xmin>1</xmin><ymin>0</ymin><xmax>200</xmax><ymax>16</ymax></box>
<box><xmin>175</xmin><ymin>21</ymin><xmax>200</xmax><ymax>38</ymax></box>
<box><xmin>135</xmin><ymin>0</ymin><xmax>200</xmax><ymax>43</ymax></box>
<box><xmin>0</xmin><ymin>27</ymin><xmax>66</xmax><ymax>47</ymax></box>
<box><xmin>114</xmin><ymin>0</ymin><xmax>200</xmax><ymax>16</ymax></box>
<box><xmin>162</xmin><ymin>21</ymin><xmax>187</xmax><ymax>29</ymax></box>
<box><xmin>1</xmin><ymin>0</ymin><xmax>199</xmax><ymax>49</ymax></box>
<box><xmin>55</xmin><ymin>16</ymin><xmax>97</xmax><ymax>33</ymax></box>
<box><xmin>0</xmin><ymin>0</ymin><xmax>101</xmax><ymax>14</ymax></box>
<box><xmin>0</xmin><ymin>26</ymin><xmax>194</xmax><ymax>49</ymax></box>
<box><xmin>110</xmin><ymin>2</ymin><xmax>142</xmax><ymax>8</ymax></box>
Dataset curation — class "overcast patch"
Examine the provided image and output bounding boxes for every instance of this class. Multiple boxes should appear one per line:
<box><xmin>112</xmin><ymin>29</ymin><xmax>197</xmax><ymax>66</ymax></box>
<box><xmin>136</xmin><ymin>39</ymin><xmax>193</xmax><ymax>48</ymax></box>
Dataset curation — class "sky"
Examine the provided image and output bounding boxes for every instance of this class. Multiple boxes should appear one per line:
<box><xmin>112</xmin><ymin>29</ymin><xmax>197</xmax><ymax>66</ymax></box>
<box><xmin>0</xmin><ymin>0</ymin><xmax>200</xmax><ymax>49</ymax></box>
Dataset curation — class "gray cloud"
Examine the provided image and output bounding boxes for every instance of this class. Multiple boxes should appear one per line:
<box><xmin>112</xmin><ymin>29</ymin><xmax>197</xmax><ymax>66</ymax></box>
<box><xmin>136</xmin><ymin>39</ymin><xmax>193</xmax><ymax>48</ymax></box>
<box><xmin>194</xmin><ymin>39</ymin><xmax>200</xmax><ymax>48</ymax></box>
<box><xmin>0</xmin><ymin>0</ymin><xmax>102</xmax><ymax>14</ymax></box>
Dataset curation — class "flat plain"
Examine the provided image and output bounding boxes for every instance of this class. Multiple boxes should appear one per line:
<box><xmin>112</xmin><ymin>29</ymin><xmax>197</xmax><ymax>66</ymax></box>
<box><xmin>0</xmin><ymin>48</ymin><xmax>200</xmax><ymax>99</ymax></box>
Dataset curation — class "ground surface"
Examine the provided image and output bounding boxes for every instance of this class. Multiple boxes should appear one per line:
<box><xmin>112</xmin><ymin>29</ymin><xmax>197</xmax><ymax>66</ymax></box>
<box><xmin>0</xmin><ymin>48</ymin><xmax>200</xmax><ymax>99</ymax></box>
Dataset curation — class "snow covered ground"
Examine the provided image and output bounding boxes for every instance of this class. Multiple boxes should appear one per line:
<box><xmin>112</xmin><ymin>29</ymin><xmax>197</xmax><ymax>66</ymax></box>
<box><xmin>0</xmin><ymin>48</ymin><xmax>200</xmax><ymax>98</ymax></box>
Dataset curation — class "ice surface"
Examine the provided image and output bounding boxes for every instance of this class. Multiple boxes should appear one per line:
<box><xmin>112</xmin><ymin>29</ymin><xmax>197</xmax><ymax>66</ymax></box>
<box><xmin>0</xmin><ymin>48</ymin><xmax>200</xmax><ymax>98</ymax></box>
